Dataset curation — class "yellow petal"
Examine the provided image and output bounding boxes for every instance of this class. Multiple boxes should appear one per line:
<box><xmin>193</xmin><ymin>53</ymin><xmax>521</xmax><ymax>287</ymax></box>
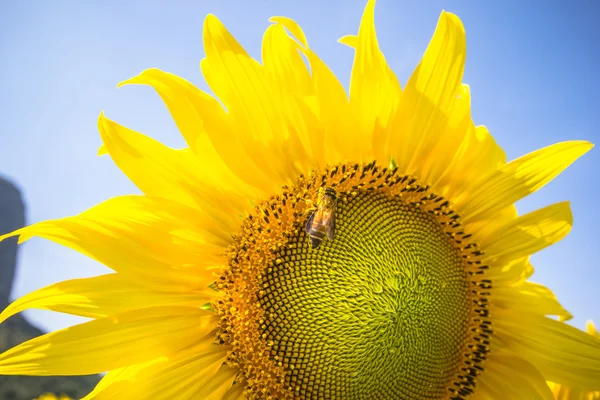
<box><xmin>547</xmin><ymin>322</ymin><xmax>600</xmax><ymax>398</ymax></box>
<box><xmin>0</xmin><ymin>307</ymin><xmax>218</xmax><ymax>375</ymax></box>
<box><xmin>118</xmin><ymin>69</ymin><xmax>217</xmax><ymax>155</ymax></box>
<box><xmin>486</xmin><ymin>256</ymin><xmax>533</xmax><ymax>285</ymax></box>
<box><xmin>434</xmin><ymin>124</ymin><xmax>507</xmax><ymax>203</ymax></box>
<box><xmin>462</xmin><ymin>202</ymin><xmax>518</xmax><ymax>247</ymax></box>
<box><xmin>98</xmin><ymin>113</ymin><xmax>243</xmax><ymax>232</ymax></box>
<box><xmin>495</xmin><ymin>311</ymin><xmax>600</xmax><ymax>390</ymax></box>
<box><xmin>338</xmin><ymin>34</ymin><xmax>357</xmax><ymax>48</ymax></box>
<box><xmin>421</xmin><ymin>84</ymin><xmax>474</xmax><ymax>190</ymax></box>
<box><xmin>0</xmin><ymin>274</ymin><xmax>211</xmax><ymax>323</ymax></box>
<box><xmin>477</xmin><ymin>352</ymin><xmax>554</xmax><ymax>400</ymax></box>
<box><xmin>459</xmin><ymin>141</ymin><xmax>593</xmax><ymax>222</ymax></box>
<box><xmin>82</xmin><ymin>360</ymin><xmax>163</xmax><ymax>399</ymax></box>
<box><xmin>388</xmin><ymin>11</ymin><xmax>466</xmax><ymax>176</ymax></box>
<box><xmin>546</xmin><ymin>381</ymin><xmax>593</xmax><ymax>400</ymax></box>
<box><xmin>460</xmin><ymin>124</ymin><xmax>507</xmax><ymax>175</ymax></box>
<box><xmin>544</xmin><ymin>321</ymin><xmax>600</xmax><ymax>399</ymax></box>
<box><xmin>261</xmin><ymin>23</ymin><xmax>325</xmax><ymax>169</ymax></box>
<box><xmin>588</xmin><ymin>321</ymin><xmax>598</xmax><ymax>337</ymax></box>
<box><xmin>97</xmin><ymin>143</ymin><xmax>108</xmax><ymax>156</ymax></box>
<box><xmin>98</xmin><ymin>113</ymin><xmax>197</xmax><ymax>208</ymax></box>
<box><xmin>347</xmin><ymin>0</ymin><xmax>401</xmax><ymax>161</ymax></box>
<box><xmin>118</xmin><ymin>68</ymin><xmax>264</xmax><ymax>202</ymax></box>
<box><xmin>270</xmin><ymin>16</ymin><xmax>355</xmax><ymax>162</ymax></box>
<box><xmin>262</xmin><ymin>24</ymin><xmax>312</xmax><ymax>98</ymax></box>
<box><xmin>222</xmin><ymin>381</ymin><xmax>246</xmax><ymax>400</ymax></box>
<box><xmin>0</xmin><ymin>195</ymin><xmax>225</xmax><ymax>291</ymax></box>
<box><xmin>201</xmin><ymin>14</ymin><xmax>307</xmax><ymax>187</ymax></box>
<box><xmin>86</xmin><ymin>346</ymin><xmax>233</xmax><ymax>399</ymax></box>
<box><xmin>195</xmin><ymin>364</ymin><xmax>239</xmax><ymax>399</ymax></box>
<box><xmin>480</xmin><ymin>202</ymin><xmax>572</xmax><ymax>265</ymax></box>
<box><xmin>493</xmin><ymin>282</ymin><xmax>572</xmax><ymax>321</ymax></box>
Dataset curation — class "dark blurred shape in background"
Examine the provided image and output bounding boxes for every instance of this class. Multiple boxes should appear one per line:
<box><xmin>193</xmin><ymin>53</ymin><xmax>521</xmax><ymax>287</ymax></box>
<box><xmin>0</xmin><ymin>176</ymin><xmax>100</xmax><ymax>400</ymax></box>
<box><xmin>0</xmin><ymin>177</ymin><xmax>23</xmax><ymax>310</ymax></box>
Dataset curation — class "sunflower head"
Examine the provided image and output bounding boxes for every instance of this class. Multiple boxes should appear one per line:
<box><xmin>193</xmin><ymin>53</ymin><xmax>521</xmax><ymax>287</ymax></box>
<box><xmin>0</xmin><ymin>1</ymin><xmax>598</xmax><ymax>399</ymax></box>
<box><xmin>216</xmin><ymin>163</ymin><xmax>492</xmax><ymax>398</ymax></box>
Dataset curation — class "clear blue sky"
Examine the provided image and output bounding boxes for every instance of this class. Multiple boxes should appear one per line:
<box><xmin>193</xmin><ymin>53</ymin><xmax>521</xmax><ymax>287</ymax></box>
<box><xmin>0</xmin><ymin>1</ymin><xmax>598</xmax><ymax>333</ymax></box>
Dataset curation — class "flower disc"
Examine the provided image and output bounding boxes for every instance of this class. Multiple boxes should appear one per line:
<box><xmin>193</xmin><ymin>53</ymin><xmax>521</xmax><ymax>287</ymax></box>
<box><xmin>218</xmin><ymin>163</ymin><xmax>490</xmax><ymax>399</ymax></box>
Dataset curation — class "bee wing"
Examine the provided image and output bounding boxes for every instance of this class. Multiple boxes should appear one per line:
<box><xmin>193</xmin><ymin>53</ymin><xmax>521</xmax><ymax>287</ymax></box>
<box><xmin>325</xmin><ymin>211</ymin><xmax>336</xmax><ymax>240</ymax></box>
<box><xmin>305</xmin><ymin>211</ymin><xmax>316</xmax><ymax>234</ymax></box>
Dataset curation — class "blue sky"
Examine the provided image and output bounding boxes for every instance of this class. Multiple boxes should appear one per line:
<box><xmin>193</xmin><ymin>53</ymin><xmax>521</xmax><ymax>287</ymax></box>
<box><xmin>0</xmin><ymin>0</ymin><xmax>598</xmax><ymax>333</ymax></box>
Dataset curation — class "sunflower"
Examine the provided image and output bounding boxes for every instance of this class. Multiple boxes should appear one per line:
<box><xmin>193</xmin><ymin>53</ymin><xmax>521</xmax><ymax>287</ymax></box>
<box><xmin>548</xmin><ymin>321</ymin><xmax>600</xmax><ymax>400</ymax></box>
<box><xmin>0</xmin><ymin>0</ymin><xmax>598</xmax><ymax>399</ymax></box>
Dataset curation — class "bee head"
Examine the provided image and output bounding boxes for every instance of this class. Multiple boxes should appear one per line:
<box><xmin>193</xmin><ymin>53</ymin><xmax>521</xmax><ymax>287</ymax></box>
<box><xmin>322</xmin><ymin>187</ymin><xmax>337</xmax><ymax>201</ymax></box>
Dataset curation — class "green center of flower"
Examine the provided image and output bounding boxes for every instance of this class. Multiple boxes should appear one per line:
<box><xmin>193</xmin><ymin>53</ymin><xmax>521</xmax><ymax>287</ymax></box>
<box><xmin>261</xmin><ymin>191</ymin><xmax>470</xmax><ymax>399</ymax></box>
<box><xmin>217</xmin><ymin>163</ymin><xmax>491</xmax><ymax>400</ymax></box>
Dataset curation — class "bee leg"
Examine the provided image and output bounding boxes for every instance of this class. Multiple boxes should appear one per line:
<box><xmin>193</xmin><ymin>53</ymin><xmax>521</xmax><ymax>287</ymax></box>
<box><xmin>302</xmin><ymin>200</ymin><xmax>316</xmax><ymax>216</ymax></box>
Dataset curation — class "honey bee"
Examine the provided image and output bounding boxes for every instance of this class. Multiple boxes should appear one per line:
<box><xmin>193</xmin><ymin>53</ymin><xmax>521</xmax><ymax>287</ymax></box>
<box><xmin>305</xmin><ymin>187</ymin><xmax>338</xmax><ymax>249</ymax></box>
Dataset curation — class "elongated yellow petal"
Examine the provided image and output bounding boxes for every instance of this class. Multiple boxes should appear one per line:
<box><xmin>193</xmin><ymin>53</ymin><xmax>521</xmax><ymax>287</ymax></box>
<box><xmin>118</xmin><ymin>68</ymin><xmax>264</xmax><ymax>203</ymax></box>
<box><xmin>262</xmin><ymin>24</ymin><xmax>312</xmax><ymax>98</ymax></box>
<box><xmin>83</xmin><ymin>318</ymin><xmax>230</xmax><ymax>399</ymax></box>
<box><xmin>486</xmin><ymin>256</ymin><xmax>533</xmax><ymax>285</ymax></box>
<box><xmin>588</xmin><ymin>321</ymin><xmax>598</xmax><ymax>337</ymax></box>
<box><xmin>201</xmin><ymin>14</ymin><xmax>276</xmax><ymax>140</ymax></box>
<box><xmin>406</xmin><ymin>10</ymin><xmax>466</xmax><ymax>110</ymax></box>
<box><xmin>493</xmin><ymin>282</ymin><xmax>572</xmax><ymax>321</ymax></box>
<box><xmin>495</xmin><ymin>311</ymin><xmax>600</xmax><ymax>390</ymax></box>
<box><xmin>547</xmin><ymin>382</ymin><xmax>595</xmax><ymax>400</ymax></box>
<box><xmin>465</xmin><ymin>204</ymin><xmax>519</xmax><ymax>246</ymax></box>
<box><xmin>97</xmin><ymin>143</ymin><xmax>108</xmax><ymax>155</ymax></box>
<box><xmin>460</xmin><ymin>141</ymin><xmax>593</xmax><ymax>222</ymax></box>
<box><xmin>477</xmin><ymin>353</ymin><xmax>554</xmax><ymax>400</ymax></box>
<box><xmin>546</xmin><ymin>322</ymin><xmax>600</xmax><ymax>399</ymax></box>
<box><xmin>269</xmin><ymin>16</ymin><xmax>355</xmax><ymax>162</ymax></box>
<box><xmin>88</xmin><ymin>347</ymin><xmax>233</xmax><ymax>399</ymax></box>
<box><xmin>98</xmin><ymin>113</ymin><xmax>243</xmax><ymax>233</ymax></box>
<box><xmin>462</xmin><ymin>201</ymin><xmax>518</xmax><ymax>247</ymax></box>
<box><xmin>0</xmin><ymin>195</ymin><xmax>225</xmax><ymax>291</ymax></box>
<box><xmin>434</xmin><ymin>124</ymin><xmax>507</xmax><ymax>204</ymax></box>
<box><xmin>98</xmin><ymin>113</ymin><xmax>198</xmax><ymax>208</ymax></box>
<box><xmin>82</xmin><ymin>327</ymin><xmax>230</xmax><ymax>399</ymax></box>
<box><xmin>480</xmin><ymin>202</ymin><xmax>572</xmax><ymax>265</ymax></box>
<box><xmin>82</xmin><ymin>359</ymin><xmax>163</xmax><ymax>399</ymax></box>
<box><xmin>347</xmin><ymin>0</ymin><xmax>401</xmax><ymax>162</ymax></box>
<box><xmin>458</xmin><ymin>124</ymin><xmax>507</xmax><ymax>176</ymax></box>
<box><xmin>338</xmin><ymin>34</ymin><xmax>357</xmax><ymax>48</ymax></box>
<box><xmin>0</xmin><ymin>307</ymin><xmax>218</xmax><ymax>375</ymax></box>
<box><xmin>388</xmin><ymin>11</ymin><xmax>466</xmax><ymax>176</ymax></box>
<box><xmin>119</xmin><ymin>70</ymin><xmax>218</xmax><ymax>156</ymax></box>
<box><xmin>196</xmin><ymin>364</ymin><xmax>239</xmax><ymax>399</ymax></box>
<box><xmin>261</xmin><ymin>23</ymin><xmax>325</xmax><ymax>168</ymax></box>
<box><xmin>0</xmin><ymin>274</ymin><xmax>212</xmax><ymax>323</ymax></box>
<box><xmin>201</xmin><ymin>14</ymin><xmax>308</xmax><ymax>188</ymax></box>
<box><xmin>222</xmin><ymin>381</ymin><xmax>246</xmax><ymax>400</ymax></box>
<box><xmin>421</xmin><ymin>84</ymin><xmax>475</xmax><ymax>190</ymax></box>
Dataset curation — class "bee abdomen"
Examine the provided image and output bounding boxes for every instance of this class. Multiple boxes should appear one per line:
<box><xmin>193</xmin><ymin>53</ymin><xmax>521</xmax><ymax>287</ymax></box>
<box><xmin>308</xmin><ymin>228</ymin><xmax>327</xmax><ymax>249</ymax></box>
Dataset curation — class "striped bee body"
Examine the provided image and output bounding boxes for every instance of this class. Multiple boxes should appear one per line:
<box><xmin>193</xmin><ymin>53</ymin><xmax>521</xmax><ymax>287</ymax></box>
<box><xmin>305</xmin><ymin>187</ymin><xmax>337</xmax><ymax>249</ymax></box>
